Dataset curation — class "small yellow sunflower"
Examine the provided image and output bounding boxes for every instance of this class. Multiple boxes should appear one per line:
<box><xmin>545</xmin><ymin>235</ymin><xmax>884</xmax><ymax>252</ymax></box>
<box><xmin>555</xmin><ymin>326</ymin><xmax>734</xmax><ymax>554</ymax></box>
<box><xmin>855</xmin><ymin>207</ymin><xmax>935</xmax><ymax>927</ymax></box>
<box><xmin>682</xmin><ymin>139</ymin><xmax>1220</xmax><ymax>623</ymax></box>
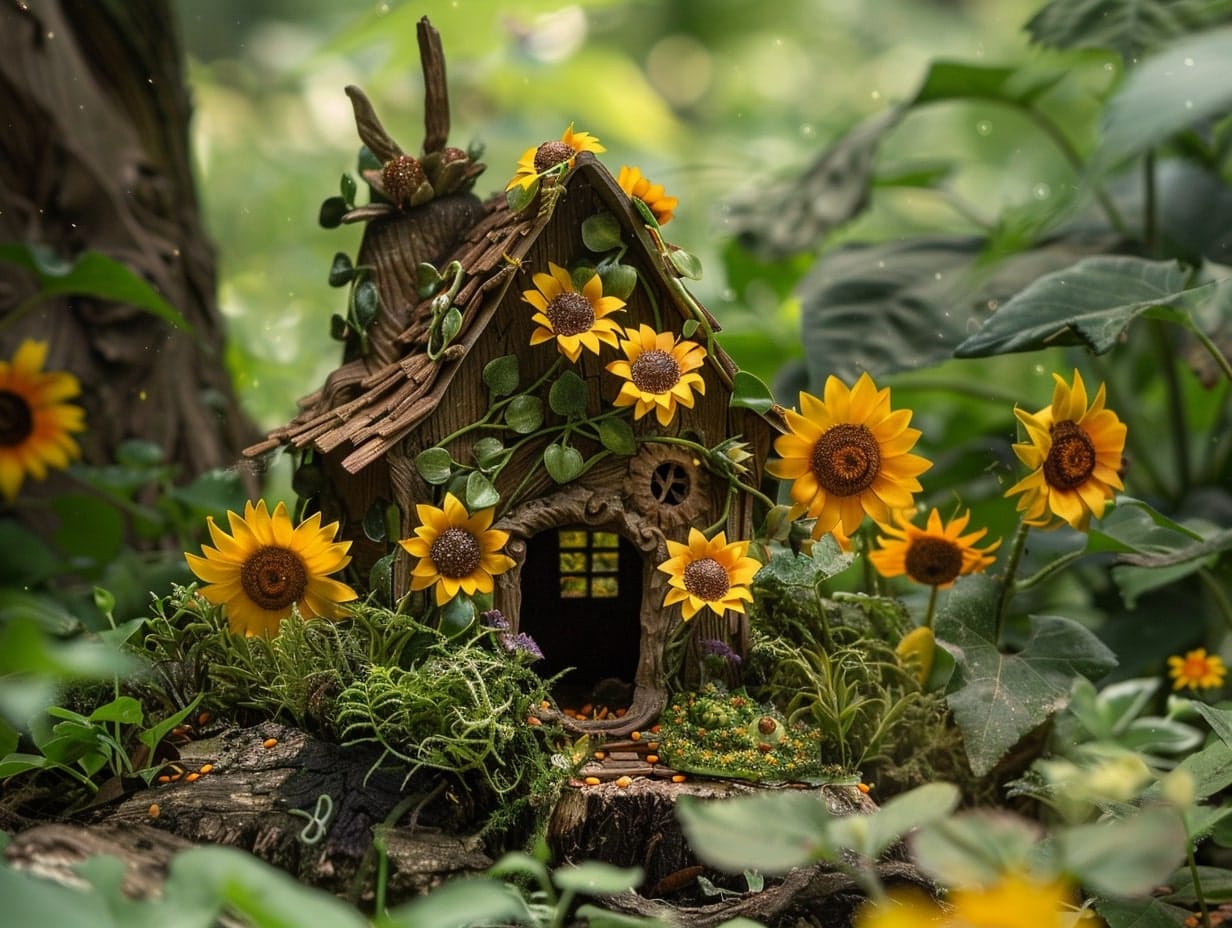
<box><xmin>1005</xmin><ymin>369</ymin><xmax>1127</xmax><ymax>531</ymax></box>
<box><xmin>658</xmin><ymin>527</ymin><xmax>761</xmax><ymax>620</ymax></box>
<box><xmin>185</xmin><ymin>500</ymin><xmax>357</xmax><ymax>637</ymax></box>
<box><xmin>869</xmin><ymin>507</ymin><xmax>1000</xmax><ymax>589</ymax></box>
<box><xmin>1168</xmin><ymin>648</ymin><xmax>1226</xmax><ymax>691</ymax></box>
<box><xmin>0</xmin><ymin>339</ymin><xmax>85</xmax><ymax>502</ymax></box>
<box><xmin>948</xmin><ymin>870</ymin><xmax>1074</xmax><ymax>928</ymax></box>
<box><xmin>606</xmin><ymin>324</ymin><xmax>706</xmax><ymax>426</ymax></box>
<box><xmin>522</xmin><ymin>261</ymin><xmax>626</xmax><ymax>362</ymax></box>
<box><xmin>400</xmin><ymin>492</ymin><xmax>516</xmax><ymax>606</ymax></box>
<box><xmin>766</xmin><ymin>373</ymin><xmax>932</xmax><ymax>539</ymax></box>
<box><xmin>854</xmin><ymin>888</ymin><xmax>945</xmax><ymax>928</ymax></box>
<box><xmin>617</xmin><ymin>165</ymin><xmax>678</xmax><ymax>226</ymax></box>
<box><xmin>506</xmin><ymin>123</ymin><xmax>605</xmax><ymax>192</ymax></box>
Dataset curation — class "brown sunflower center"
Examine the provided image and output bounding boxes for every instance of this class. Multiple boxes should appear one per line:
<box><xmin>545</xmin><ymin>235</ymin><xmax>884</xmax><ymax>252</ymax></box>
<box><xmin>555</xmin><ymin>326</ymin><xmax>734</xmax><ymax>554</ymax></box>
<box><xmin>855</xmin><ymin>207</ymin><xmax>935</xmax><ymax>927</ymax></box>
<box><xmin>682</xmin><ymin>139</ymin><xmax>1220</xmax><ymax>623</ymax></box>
<box><xmin>809</xmin><ymin>424</ymin><xmax>881</xmax><ymax>497</ymax></box>
<box><xmin>904</xmin><ymin>537</ymin><xmax>964</xmax><ymax>587</ymax></box>
<box><xmin>0</xmin><ymin>390</ymin><xmax>34</xmax><ymax>447</ymax></box>
<box><xmin>630</xmin><ymin>349</ymin><xmax>681</xmax><ymax>394</ymax></box>
<box><xmin>1043</xmin><ymin>420</ymin><xmax>1096</xmax><ymax>490</ymax></box>
<box><xmin>430</xmin><ymin>527</ymin><xmax>483</xmax><ymax>579</ymax></box>
<box><xmin>682</xmin><ymin>557</ymin><xmax>730</xmax><ymax>602</ymax></box>
<box><xmin>240</xmin><ymin>546</ymin><xmax>308</xmax><ymax>611</ymax></box>
<box><xmin>545</xmin><ymin>291</ymin><xmax>595</xmax><ymax>336</ymax></box>
<box><xmin>533</xmin><ymin>140</ymin><xmax>574</xmax><ymax>173</ymax></box>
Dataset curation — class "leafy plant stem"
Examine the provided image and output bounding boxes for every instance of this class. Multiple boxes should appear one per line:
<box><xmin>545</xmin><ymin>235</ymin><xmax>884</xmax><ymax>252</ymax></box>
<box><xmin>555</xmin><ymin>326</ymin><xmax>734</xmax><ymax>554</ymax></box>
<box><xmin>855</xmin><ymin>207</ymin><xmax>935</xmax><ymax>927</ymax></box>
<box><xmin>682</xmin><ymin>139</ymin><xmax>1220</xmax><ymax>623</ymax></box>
<box><xmin>924</xmin><ymin>585</ymin><xmax>939</xmax><ymax>631</ymax></box>
<box><xmin>1014</xmin><ymin>548</ymin><xmax>1085</xmax><ymax>593</ymax></box>
<box><xmin>1143</xmin><ymin>150</ymin><xmax>1157</xmax><ymax>253</ymax></box>
<box><xmin>1198</xmin><ymin>568</ymin><xmax>1232</xmax><ymax>635</ymax></box>
<box><xmin>994</xmin><ymin>520</ymin><xmax>1030</xmax><ymax>644</ymax></box>
<box><xmin>1152</xmin><ymin>321</ymin><xmax>1191</xmax><ymax>495</ymax></box>
<box><xmin>1188</xmin><ymin>838</ymin><xmax>1212</xmax><ymax>928</ymax></box>
<box><xmin>1188</xmin><ymin>324</ymin><xmax>1232</xmax><ymax>384</ymax></box>
<box><xmin>1023</xmin><ymin>107</ymin><xmax>1127</xmax><ymax>236</ymax></box>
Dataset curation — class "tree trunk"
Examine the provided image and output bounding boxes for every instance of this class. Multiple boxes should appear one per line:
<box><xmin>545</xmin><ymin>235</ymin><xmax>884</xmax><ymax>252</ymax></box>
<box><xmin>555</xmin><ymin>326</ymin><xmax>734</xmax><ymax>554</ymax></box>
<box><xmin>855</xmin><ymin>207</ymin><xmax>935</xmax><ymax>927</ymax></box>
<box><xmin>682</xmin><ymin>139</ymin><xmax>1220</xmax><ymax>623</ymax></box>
<box><xmin>0</xmin><ymin>0</ymin><xmax>259</xmax><ymax>523</ymax></box>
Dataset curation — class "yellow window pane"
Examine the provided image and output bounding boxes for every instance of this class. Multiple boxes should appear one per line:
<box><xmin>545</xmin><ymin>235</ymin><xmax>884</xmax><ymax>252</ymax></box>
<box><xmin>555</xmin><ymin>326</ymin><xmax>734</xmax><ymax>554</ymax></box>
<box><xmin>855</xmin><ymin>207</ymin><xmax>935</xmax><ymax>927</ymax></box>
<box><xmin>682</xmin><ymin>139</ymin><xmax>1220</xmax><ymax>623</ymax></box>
<box><xmin>560</xmin><ymin>552</ymin><xmax>587</xmax><ymax>572</ymax></box>
<box><xmin>591</xmin><ymin>576</ymin><xmax>619</xmax><ymax>598</ymax></box>
<box><xmin>592</xmin><ymin>551</ymin><xmax>619</xmax><ymax>573</ymax></box>
<box><xmin>560</xmin><ymin>576</ymin><xmax>588</xmax><ymax>598</ymax></box>
<box><xmin>593</xmin><ymin>531</ymin><xmax>619</xmax><ymax>548</ymax></box>
<box><xmin>559</xmin><ymin>530</ymin><xmax>587</xmax><ymax>548</ymax></box>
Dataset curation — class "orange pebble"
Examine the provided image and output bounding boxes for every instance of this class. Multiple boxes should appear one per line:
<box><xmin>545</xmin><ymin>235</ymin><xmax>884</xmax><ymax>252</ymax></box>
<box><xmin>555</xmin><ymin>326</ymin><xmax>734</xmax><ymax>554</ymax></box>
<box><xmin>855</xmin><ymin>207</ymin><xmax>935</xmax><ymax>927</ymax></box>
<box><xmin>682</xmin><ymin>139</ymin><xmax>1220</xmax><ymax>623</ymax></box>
<box><xmin>170</xmin><ymin>773</ymin><xmax>183</xmax><ymax>782</ymax></box>
<box><xmin>614</xmin><ymin>708</ymin><xmax>627</xmax><ymax>717</ymax></box>
<box><xmin>540</xmin><ymin>700</ymin><xmax>551</xmax><ymax>710</ymax></box>
<box><xmin>148</xmin><ymin>803</ymin><xmax>160</xmax><ymax>818</ymax></box>
<box><xmin>671</xmin><ymin>774</ymin><xmax>687</xmax><ymax>783</ymax></box>
<box><xmin>198</xmin><ymin>763</ymin><xmax>214</xmax><ymax>775</ymax></box>
<box><xmin>580</xmin><ymin>703</ymin><xmax>593</xmax><ymax>717</ymax></box>
<box><xmin>615</xmin><ymin>776</ymin><xmax>633</xmax><ymax>788</ymax></box>
<box><xmin>157</xmin><ymin>775</ymin><xmax>171</xmax><ymax>784</ymax></box>
<box><xmin>263</xmin><ymin>738</ymin><xmax>278</xmax><ymax>749</ymax></box>
<box><xmin>584</xmin><ymin>776</ymin><xmax>601</xmax><ymax>786</ymax></box>
<box><xmin>594</xmin><ymin>751</ymin><xmax>606</xmax><ymax>760</ymax></box>
<box><xmin>527</xmin><ymin>716</ymin><xmax>542</xmax><ymax>726</ymax></box>
<box><xmin>650</xmin><ymin>724</ymin><xmax>661</xmax><ymax>733</ymax></box>
<box><xmin>647</xmin><ymin>742</ymin><xmax>659</xmax><ymax>751</ymax></box>
<box><xmin>197</xmin><ymin>711</ymin><xmax>211</xmax><ymax>727</ymax></box>
<box><xmin>646</xmin><ymin>754</ymin><xmax>659</xmax><ymax>764</ymax></box>
<box><xmin>858</xmin><ymin>782</ymin><xmax>872</xmax><ymax>793</ymax></box>
<box><xmin>595</xmin><ymin>707</ymin><xmax>609</xmax><ymax>720</ymax></box>
<box><xmin>630</xmin><ymin>731</ymin><xmax>641</xmax><ymax>741</ymax></box>
<box><xmin>185</xmin><ymin>772</ymin><xmax>200</xmax><ymax>783</ymax></box>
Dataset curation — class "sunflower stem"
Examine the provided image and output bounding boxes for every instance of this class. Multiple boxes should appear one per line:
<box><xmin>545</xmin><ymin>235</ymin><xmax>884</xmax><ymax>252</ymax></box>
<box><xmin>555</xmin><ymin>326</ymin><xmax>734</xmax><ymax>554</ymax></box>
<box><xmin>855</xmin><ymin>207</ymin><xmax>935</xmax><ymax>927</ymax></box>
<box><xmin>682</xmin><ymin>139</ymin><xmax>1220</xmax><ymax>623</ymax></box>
<box><xmin>1152</xmin><ymin>320</ymin><xmax>1191</xmax><ymax>495</ymax></box>
<box><xmin>923</xmin><ymin>585</ymin><xmax>939</xmax><ymax>632</ymax></box>
<box><xmin>994</xmin><ymin>521</ymin><xmax>1031</xmax><ymax>645</ymax></box>
<box><xmin>1198</xmin><ymin>568</ymin><xmax>1232</xmax><ymax>635</ymax></box>
<box><xmin>1188</xmin><ymin>837</ymin><xmax>1212</xmax><ymax>928</ymax></box>
<box><xmin>1013</xmin><ymin>547</ymin><xmax>1085</xmax><ymax>593</ymax></box>
<box><xmin>1189</xmin><ymin>323</ymin><xmax>1232</xmax><ymax>384</ymax></box>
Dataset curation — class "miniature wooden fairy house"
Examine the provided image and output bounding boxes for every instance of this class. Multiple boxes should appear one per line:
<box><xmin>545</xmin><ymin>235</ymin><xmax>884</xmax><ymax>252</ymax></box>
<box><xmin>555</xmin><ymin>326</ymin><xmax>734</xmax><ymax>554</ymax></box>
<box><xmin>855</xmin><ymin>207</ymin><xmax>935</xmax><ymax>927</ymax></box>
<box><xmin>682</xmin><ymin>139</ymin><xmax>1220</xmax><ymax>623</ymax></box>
<box><xmin>246</xmin><ymin>19</ymin><xmax>780</xmax><ymax>736</ymax></box>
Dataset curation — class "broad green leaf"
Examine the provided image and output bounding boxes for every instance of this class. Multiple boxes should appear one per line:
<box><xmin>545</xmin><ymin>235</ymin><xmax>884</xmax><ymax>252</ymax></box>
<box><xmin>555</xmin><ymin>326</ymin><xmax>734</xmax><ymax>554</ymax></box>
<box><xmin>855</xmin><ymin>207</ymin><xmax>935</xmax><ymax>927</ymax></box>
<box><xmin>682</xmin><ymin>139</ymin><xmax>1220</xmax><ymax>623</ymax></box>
<box><xmin>0</xmin><ymin>520</ymin><xmax>60</xmax><ymax>585</ymax></box>
<box><xmin>828</xmin><ymin>782</ymin><xmax>960</xmax><ymax>859</ymax></box>
<box><xmin>676</xmin><ymin>790</ymin><xmax>835</xmax><ymax>874</ymax></box>
<box><xmin>597</xmin><ymin>418</ymin><xmax>636</xmax><ymax>455</ymax></box>
<box><xmin>0</xmin><ymin>863</ymin><xmax>109</xmax><ymax>927</ymax></box>
<box><xmin>729</xmin><ymin>371</ymin><xmax>775</xmax><ymax>415</ymax></box>
<box><xmin>581</xmin><ymin>212</ymin><xmax>623</xmax><ymax>253</ymax></box>
<box><xmin>543</xmin><ymin>443</ymin><xmax>584</xmax><ymax>484</ymax></box>
<box><xmin>319</xmin><ymin>195</ymin><xmax>348</xmax><ymax>228</ymax></box>
<box><xmin>505</xmin><ymin>395</ymin><xmax>544</xmax><ymax>434</ymax></box>
<box><xmin>1025</xmin><ymin>0</ymin><xmax>1231</xmax><ymax>61</ymax></box>
<box><xmin>139</xmin><ymin>694</ymin><xmax>204</xmax><ymax>757</ymax></box>
<box><xmin>751</xmin><ymin>545</ymin><xmax>856</xmax><ymax>594</ymax></box>
<box><xmin>912</xmin><ymin>60</ymin><xmax>1067</xmax><ymax>107</ymax></box>
<box><xmin>353</xmin><ymin>278</ymin><xmax>380</xmax><ymax>329</ymax></box>
<box><xmin>0</xmin><ymin>243</ymin><xmax>191</xmax><ymax>332</ymax></box>
<box><xmin>1162</xmin><ymin>865</ymin><xmax>1232</xmax><ymax>904</ymax></box>
<box><xmin>937</xmin><ymin>575</ymin><xmax>1118</xmax><ymax>776</ymax></box>
<box><xmin>668</xmin><ymin>249</ymin><xmax>703</xmax><ymax>280</ymax></box>
<box><xmin>382</xmin><ymin>877</ymin><xmax>531</xmax><ymax>928</ymax></box>
<box><xmin>598</xmin><ymin>262</ymin><xmax>637</xmax><ymax>300</ymax></box>
<box><xmin>1056</xmin><ymin>808</ymin><xmax>1187</xmax><ymax>897</ymax></box>
<box><xmin>340</xmin><ymin>172</ymin><xmax>357</xmax><ymax>205</ymax></box>
<box><xmin>910</xmin><ymin>810</ymin><xmax>1044</xmax><ymax>888</ymax></box>
<box><xmin>414</xmin><ymin>447</ymin><xmax>455</xmax><ymax>485</ymax></box>
<box><xmin>1092</xmin><ymin>26</ymin><xmax>1232</xmax><ymax>171</ymax></box>
<box><xmin>328</xmin><ymin>252</ymin><xmax>354</xmax><ymax>287</ymax></box>
<box><xmin>955</xmin><ymin>256</ymin><xmax>1201</xmax><ymax>358</ymax></box>
<box><xmin>362</xmin><ymin>498</ymin><xmax>391</xmax><ymax>542</ymax></box>
<box><xmin>0</xmin><ymin>752</ymin><xmax>51</xmax><ymax>779</ymax></box>
<box><xmin>440</xmin><ymin>306</ymin><xmax>463</xmax><ymax>342</ymax></box>
<box><xmin>574</xmin><ymin>906</ymin><xmax>663</xmax><ymax>928</ymax></box>
<box><xmin>1143</xmin><ymin>736</ymin><xmax>1232</xmax><ymax>801</ymax></box>
<box><xmin>1086</xmin><ymin>498</ymin><xmax>1203</xmax><ymax>555</ymax></box>
<box><xmin>465</xmin><ymin>472</ymin><xmax>500</xmax><ymax>511</ymax></box>
<box><xmin>88</xmin><ymin>696</ymin><xmax>144</xmax><ymax>726</ymax></box>
<box><xmin>549</xmin><ymin>370</ymin><xmax>589</xmax><ymax>417</ymax></box>
<box><xmin>1095</xmin><ymin>896</ymin><xmax>1194</xmax><ymax>928</ymax></box>
<box><xmin>552</xmin><ymin>861</ymin><xmax>643</xmax><ymax>894</ymax></box>
<box><xmin>416</xmin><ymin>262</ymin><xmax>443</xmax><ymax>298</ymax></box>
<box><xmin>506</xmin><ymin>179</ymin><xmax>538</xmax><ymax>213</ymax></box>
<box><xmin>483</xmin><ymin>355</ymin><xmax>519</xmax><ymax>397</ymax></box>
<box><xmin>1193</xmin><ymin>703</ymin><xmax>1232</xmax><ymax>749</ymax></box>
<box><xmin>472</xmin><ymin>437</ymin><xmax>506</xmax><ymax>468</ymax></box>
<box><xmin>799</xmin><ymin>234</ymin><xmax>1115</xmax><ymax>384</ymax></box>
<box><xmin>438</xmin><ymin>595</ymin><xmax>476</xmax><ymax>637</ymax></box>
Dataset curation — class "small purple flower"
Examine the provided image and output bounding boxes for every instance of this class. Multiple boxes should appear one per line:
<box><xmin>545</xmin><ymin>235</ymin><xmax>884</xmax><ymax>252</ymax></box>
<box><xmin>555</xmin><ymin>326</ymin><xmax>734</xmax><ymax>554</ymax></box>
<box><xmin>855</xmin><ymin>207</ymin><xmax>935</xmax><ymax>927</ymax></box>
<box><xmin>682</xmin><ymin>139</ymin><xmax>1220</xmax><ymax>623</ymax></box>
<box><xmin>480</xmin><ymin>609</ymin><xmax>510</xmax><ymax>631</ymax></box>
<box><xmin>501</xmin><ymin>631</ymin><xmax>544</xmax><ymax>661</ymax></box>
<box><xmin>700</xmin><ymin>638</ymin><xmax>742</xmax><ymax>666</ymax></box>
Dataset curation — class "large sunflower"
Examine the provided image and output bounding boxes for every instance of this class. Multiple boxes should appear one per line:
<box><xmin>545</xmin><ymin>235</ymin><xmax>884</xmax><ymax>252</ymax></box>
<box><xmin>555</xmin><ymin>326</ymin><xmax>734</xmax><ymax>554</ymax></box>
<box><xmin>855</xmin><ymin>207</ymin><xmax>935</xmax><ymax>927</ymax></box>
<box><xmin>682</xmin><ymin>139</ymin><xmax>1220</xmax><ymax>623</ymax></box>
<box><xmin>606</xmin><ymin>324</ymin><xmax>706</xmax><ymax>426</ymax></box>
<box><xmin>617</xmin><ymin>165</ymin><xmax>678</xmax><ymax>226</ymax></box>
<box><xmin>658</xmin><ymin>527</ymin><xmax>760</xmax><ymax>620</ymax></box>
<box><xmin>506</xmin><ymin>123</ymin><xmax>605</xmax><ymax>192</ymax></box>
<box><xmin>185</xmin><ymin>500</ymin><xmax>357</xmax><ymax>637</ymax></box>
<box><xmin>522</xmin><ymin>262</ymin><xmax>626</xmax><ymax>362</ymax></box>
<box><xmin>1005</xmin><ymin>369</ymin><xmax>1127</xmax><ymax>531</ymax></box>
<box><xmin>869</xmin><ymin>507</ymin><xmax>999</xmax><ymax>589</ymax></box>
<box><xmin>400</xmin><ymin>493</ymin><xmax>516</xmax><ymax>606</ymax></box>
<box><xmin>766</xmin><ymin>373</ymin><xmax>932</xmax><ymax>539</ymax></box>
<box><xmin>0</xmin><ymin>339</ymin><xmax>85</xmax><ymax>502</ymax></box>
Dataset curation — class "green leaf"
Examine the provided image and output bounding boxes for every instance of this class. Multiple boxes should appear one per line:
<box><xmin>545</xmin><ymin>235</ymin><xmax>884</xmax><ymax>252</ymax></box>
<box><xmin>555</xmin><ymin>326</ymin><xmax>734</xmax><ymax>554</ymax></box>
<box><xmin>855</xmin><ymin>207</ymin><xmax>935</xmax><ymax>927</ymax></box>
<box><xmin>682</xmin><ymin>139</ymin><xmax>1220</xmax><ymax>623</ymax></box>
<box><xmin>1162</xmin><ymin>865</ymin><xmax>1232</xmax><ymax>905</ymax></box>
<box><xmin>505</xmin><ymin>395</ymin><xmax>544</xmax><ymax>434</ymax></box>
<box><xmin>319</xmin><ymin>195</ymin><xmax>349</xmax><ymax>228</ymax></box>
<box><xmin>1193</xmin><ymin>703</ymin><xmax>1232</xmax><ymax>749</ymax></box>
<box><xmin>0</xmin><ymin>520</ymin><xmax>59</xmax><ymax>585</ymax></box>
<box><xmin>730</xmin><ymin>371</ymin><xmax>775</xmax><ymax>414</ymax></box>
<box><xmin>910</xmin><ymin>810</ymin><xmax>1044</xmax><ymax>889</ymax></box>
<box><xmin>438</xmin><ymin>595</ymin><xmax>476</xmax><ymax>637</ymax></box>
<box><xmin>382</xmin><ymin>877</ymin><xmax>531</xmax><ymax>928</ymax></box>
<box><xmin>552</xmin><ymin>861</ymin><xmax>643</xmax><ymax>895</ymax></box>
<box><xmin>1092</xmin><ymin>26</ymin><xmax>1232</xmax><ymax>171</ymax></box>
<box><xmin>0</xmin><ymin>752</ymin><xmax>50</xmax><ymax>779</ymax></box>
<box><xmin>912</xmin><ymin>60</ymin><xmax>1067</xmax><ymax>107</ymax></box>
<box><xmin>955</xmin><ymin>256</ymin><xmax>1198</xmax><ymax>358</ymax></box>
<box><xmin>482</xmin><ymin>355</ymin><xmax>520</xmax><ymax>397</ymax></box>
<box><xmin>340</xmin><ymin>172</ymin><xmax>358</xmax><ymax>205</ymax></box>
<box><xmin>88</xmin><ymin>696</ymin><xmax>144</xmax><ymax>726</ymax></box>
<box><xmin>440</xmin><ymin>306</ymin><xmax>463</xmax><ymax>342</ymax></box>
<box><xmin>139</xmin><ymin>694</ymin><xmax>204</xmax><ymax>758</ymax></box>
<box><xmin>573</xmin><ymin>906</ymin><xmax>663</xmax><ymax>928</ymax></box>
<box><xmin>415</xmin><ymin>447</ymin><xmax>455</xmax><ymax>485</ymax></box>
<box><xmin>363</xmin><ymin>498</ymin><xmax>391</xmax><ymax>542</ymax></box>
<box><xmin>581</xmin><ymin>211</ymin><xmax>624</xmax><ymax>253</ymax></box>
<box><xmin>549</xmin><ymin>370</ymin><xmax>589</xmax><ymax>417</ymax></box>
<box><xmin>472</xmin><ymin>437</ymin><xmax>506</xmax><ymax>469</ymax></box>
<box><xmin>1145</xmin><ymin>739</ymin><xmax>1232</xmax><ymax>801</ymax></box>
<box><xmin>828</xmin><ymin>782</ymin><xmax>960</xmax><ymax>859</ymax></box>
<box><xmin>1025</xmin><ymin>0</ymin><xmax>1231</xmax><ymax>61</ymax></box>
<box><xmin>506</xmin><ymin>179</ymin><xmax>538</xmax><ymax>213</ymax></box>
<box><xmin>51</xmin><ymin>495</ymin><xmax>124</xmax><ymax>570</ymax></box>
<box><xmin>668</xmin><ymin>248</ymin><xmax>703</xmax><ymax>280</ymax></box>
<box><xmin>752</xmin><ymin>545</ymin><xmax>857</xmax><ymax>594</ymax></box>
<box><xmin>353</xmin><ymin>278</ymin><xmax>380</xmax><ymax>330</ymax></box>
<box><xmin>543</xmin><ymin>443</ymin><xmax>584</xmax><ymax>484</ymax></box>
<box><xmin>415</xmin><ymin>262</ymin><xmax>443</xmax><ymax>298</ymax></box>
<box><xmin>0</xmin><ymin>243</ymin><xmax>191</xmax><ymax>332</ymax></box>
<box><xmin>1086</xmin><ymin>498</ymin><xmax>1204</xmax><ymax>555</ymax></box>
<box><xmin>676</xmin><ymin>790</ymin><xmax>835</xmax><ymax>874</ymax></box>
<box><xmin>329</xmin><ymin>313</ymin><xmax>350</xmax><ymax>341</ymax></box>
<box><xmin>598</xmin><ymin>262</ymin><xmax>638</xmax><ymax>301</ymax></box>
<box><xmin>1056</xmin><ymin>808</ymin><xmax>1187</xmax><ymax>897</ymax></box>
<box><xmin>597</xmin><ymin>418</ymin><xmax>636</xmax><ymax>455</ymax></box>
<box><xmin>936</xmin><ymin>574</ymin><xmax>1118</xmax><ymax>776</ymax></box>
<box><xmin>328</xmin><ymin>252</ymin><xmax>354</xmax><ymax>287</ymax></box>
<box><xmin>464</xmin><ymin>471</ymin><xmax>500</xmax><ymax>511</ymax></box>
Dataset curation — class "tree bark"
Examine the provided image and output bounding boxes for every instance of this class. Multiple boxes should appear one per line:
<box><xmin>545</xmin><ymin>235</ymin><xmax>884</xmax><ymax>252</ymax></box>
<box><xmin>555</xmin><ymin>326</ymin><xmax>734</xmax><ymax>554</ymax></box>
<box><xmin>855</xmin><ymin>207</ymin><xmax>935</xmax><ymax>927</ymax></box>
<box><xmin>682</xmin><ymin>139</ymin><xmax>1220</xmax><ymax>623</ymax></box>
<box><xmin>0</xmin><ymin>0</ymin><xmax>259</xmax><ymax>522</ymax></box>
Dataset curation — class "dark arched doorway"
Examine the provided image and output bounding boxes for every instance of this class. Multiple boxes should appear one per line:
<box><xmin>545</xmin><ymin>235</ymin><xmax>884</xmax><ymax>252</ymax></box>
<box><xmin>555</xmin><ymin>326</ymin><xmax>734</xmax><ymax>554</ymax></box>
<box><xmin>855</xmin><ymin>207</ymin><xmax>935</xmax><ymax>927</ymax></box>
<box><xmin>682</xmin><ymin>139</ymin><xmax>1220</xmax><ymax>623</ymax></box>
<box><xmin>518</xmin><ymin>526</ymin><xmax>642</xmax><ymax>709</ymax></box>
